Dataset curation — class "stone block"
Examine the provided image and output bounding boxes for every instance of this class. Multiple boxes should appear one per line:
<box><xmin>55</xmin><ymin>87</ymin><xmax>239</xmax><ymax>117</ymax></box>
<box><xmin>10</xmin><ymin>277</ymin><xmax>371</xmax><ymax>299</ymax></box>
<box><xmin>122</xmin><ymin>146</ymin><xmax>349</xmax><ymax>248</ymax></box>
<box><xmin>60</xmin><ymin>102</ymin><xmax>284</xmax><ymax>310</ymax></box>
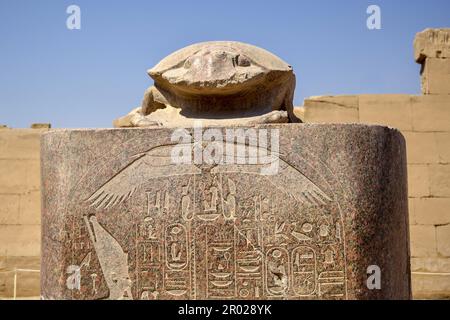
<box><xmin>0</xmin><ymin>129</ymin><xmax>43</xmax><ymax>160</ymax></box>
<box><xmin>436</xmin><ymin>224</ymin><xmax>450</xmax><ymax>257</ymax></box>
<box><xmin>303</xmin><ymin>95</ymin><xmax>359</xmax><ymax>123</ymax></box>
<box><xmin>421</xmin><ymin>58</ymin><xmax>450</xmax><ymax>95</ymax></box>
<box><xmin>411</xmin><ymin>198</ymin><xmax>450</xmax><ymax>226</ymax></box>
<box><xmin>0</xmin><ymin>225</ymin><xmax>41</xmax><ymax>257</ymax></box>
<box><xmin>41</xmin><ymin>125</ymin><xmax>410</xmax><ymax>300</ymax></box>
<box><xmin>306</xmin><ymin>95</ymin><xmax>359</xmax><ymax>108</ymax></box>
<box><xmin>409</xmin><ymin>198</ymin><xmax>416</xmax><ymax>224</ymax></box>
<box><xmin>293</xmin><ymin>106</ymin><xmax>305</xmax><ymax>121</ymax></box>
<box><xmin>0</xmin><ymin>256</ymin><xmax>40</xmax><ymax>298</ymax></box>
<box><xmin>411</xmin><ymin>257</ymin><xmax>450</xmax><ymax>273</ymax></box>
<box><xmin>15</xmin><ymin>271</ymin><xmax>40</xmax><ymax>298</ymax></box>
<box><xmin>403</xmin><ymin>132</ymin><xmax>439</xmax><ymax>164</ymax></box>
<box><xmin>411</xmin><ymin>258</ymin><xmax>450</xmax><ymax>299</ymax></box>
<box><xmin>0</xmin><ymin>160</ymin><xmax>30</xmax><ymax>194</ymax></box>
<box><xmin>0</xmin><ymin>268</ymin><xmax>13</xmax><ymax>298</ymax></box>
<box><xmin>429</xmin><ymin>164</ymin><xmax>450</xmax><ymax>197</ymax></box>
<box><xmin>18</xmin><ymin>191</ymin><xmax>41</xmax><ymax>225</ymax></box>
<box><xmin>410</xmin><ymin>225</ymin><xmax>436</xmax><ymax>257</ymax></box>
<box><xmin>411</xmin><ymin>95</ymin><xmax>450</xmax><ymax>132</ymax></box>
<box><xmin>414</xmin><ymin>29</ymin><xmax>450</xmax><ymax>63</ymax></box>
<box><xmin>358</xmin><ymin>94</ymin><xmax>412</xmax><ymax>131</ymax></box>
<box><xmin>26</xmin><ymin>159</ymin><xmax>41</xmax><ymax>190</ymax></box>
<box><xmin>30</xmin><ymin>123</ymin><xmax>51</xmax><ymax>129</ymax></box>
<box><xmin>0</xmin><ymin>194</ymin><xmax>20</xmax><ymax>225</ymax></box>
<box><xmin>407</xmin><ymin>165</ymin><xmax>430</xmax><ymax>198</ymax></box>
<box><xmin>412</xmin><ymin>273</ymin><xmax>450</xmax><ymax>299</ymax></box>
<box><xmin>0</xmin><ymin>256</ymin><xmax>40</xmax><ymax>270</ymax></box>
<box><xmin>0</xmin><ymin>159</ymin><xmax>41</xmax><ymax>194</ymax></box>
<box><xmin>435</xmin><ymin>132</ymin><xmax>450</xmax><ymax>163</ymax></box>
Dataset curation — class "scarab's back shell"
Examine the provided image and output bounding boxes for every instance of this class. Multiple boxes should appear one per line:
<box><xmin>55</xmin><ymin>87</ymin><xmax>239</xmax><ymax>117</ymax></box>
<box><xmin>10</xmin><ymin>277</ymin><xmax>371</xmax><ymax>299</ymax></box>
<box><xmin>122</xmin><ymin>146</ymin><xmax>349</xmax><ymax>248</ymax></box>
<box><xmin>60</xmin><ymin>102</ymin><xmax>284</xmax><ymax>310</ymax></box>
<box><xmin>149</xmin><ymin>41</ymin><xmax>292</xmax><ymax>80</ymax></box>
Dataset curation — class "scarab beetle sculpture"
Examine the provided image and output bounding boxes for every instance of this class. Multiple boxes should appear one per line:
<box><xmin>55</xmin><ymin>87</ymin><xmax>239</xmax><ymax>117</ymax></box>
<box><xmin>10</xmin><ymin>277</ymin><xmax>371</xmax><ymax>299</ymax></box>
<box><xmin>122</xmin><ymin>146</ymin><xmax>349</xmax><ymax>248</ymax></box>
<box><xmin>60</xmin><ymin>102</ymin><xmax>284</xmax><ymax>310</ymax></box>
<box><xmin>114</xmin><ymin>41</ymin><xmax>300</xmax><ymax>127</ymax></box>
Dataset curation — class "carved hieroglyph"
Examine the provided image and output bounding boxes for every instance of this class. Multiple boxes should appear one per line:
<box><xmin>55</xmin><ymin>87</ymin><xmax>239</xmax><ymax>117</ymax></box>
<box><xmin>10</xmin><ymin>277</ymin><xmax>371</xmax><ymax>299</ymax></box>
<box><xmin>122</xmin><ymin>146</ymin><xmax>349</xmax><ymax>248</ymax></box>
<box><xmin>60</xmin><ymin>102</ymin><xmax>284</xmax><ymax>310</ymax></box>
<box><xmin>113</xmin><ymin>41</ymin><xmax>300</xmax><ymax>128</ymax></box>
<box><xmin>41</xmin><ymin>125</ymin><xmax>411</xmax><ymax>300</ymax></box>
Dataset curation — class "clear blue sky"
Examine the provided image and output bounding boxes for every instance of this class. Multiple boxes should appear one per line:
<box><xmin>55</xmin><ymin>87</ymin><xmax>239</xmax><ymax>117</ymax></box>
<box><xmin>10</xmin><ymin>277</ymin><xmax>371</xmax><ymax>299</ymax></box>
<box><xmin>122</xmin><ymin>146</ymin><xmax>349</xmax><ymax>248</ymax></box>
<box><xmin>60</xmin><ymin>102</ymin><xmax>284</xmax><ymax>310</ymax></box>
<box><xmin>0</xmin><ymin>0</ymin><xmax>449</xmax><ymax>128</ymax></box>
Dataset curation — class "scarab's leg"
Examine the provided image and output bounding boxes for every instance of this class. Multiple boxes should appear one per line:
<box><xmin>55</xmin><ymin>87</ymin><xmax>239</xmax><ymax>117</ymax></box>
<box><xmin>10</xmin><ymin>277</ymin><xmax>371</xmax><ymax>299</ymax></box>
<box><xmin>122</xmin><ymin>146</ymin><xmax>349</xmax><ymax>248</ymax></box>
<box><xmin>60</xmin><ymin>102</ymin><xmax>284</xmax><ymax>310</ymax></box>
<box><xmin>130</xmin><ymin>113</ymin><xmax>164</xmax><ymax>127</ymax></box>
<box><xmin>113</xmin><ymin>107</ymin><xmax>164</xmax><ymax>128</ymax></box>
<box><xmin>141</xmin><ymin>86</ymin><xmax>166</xmax><ymax>115</ymax></box>
<box><xmin>113</xmin><ymin>107</ymin><xmax>141</xmax><ymax>127</ymax></box>
<box><xmin>248</xmin><ymin>110</ymin><xmax>289</xmax><ymax>124</ymax></box>
<box><xmin>285</xmin><ymin>74</ymin><xmax>302</xmax><ymax>123</ymax></box>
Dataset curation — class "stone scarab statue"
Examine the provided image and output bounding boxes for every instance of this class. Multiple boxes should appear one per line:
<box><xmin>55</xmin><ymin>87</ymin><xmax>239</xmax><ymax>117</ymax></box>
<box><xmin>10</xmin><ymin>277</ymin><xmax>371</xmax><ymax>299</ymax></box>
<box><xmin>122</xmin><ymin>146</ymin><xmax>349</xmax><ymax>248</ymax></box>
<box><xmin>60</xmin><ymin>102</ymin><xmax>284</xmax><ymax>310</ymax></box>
<box><xmin>114</xmin><ymin>41</ymin><xmax>300</xmax><ymax>127</ymax></box>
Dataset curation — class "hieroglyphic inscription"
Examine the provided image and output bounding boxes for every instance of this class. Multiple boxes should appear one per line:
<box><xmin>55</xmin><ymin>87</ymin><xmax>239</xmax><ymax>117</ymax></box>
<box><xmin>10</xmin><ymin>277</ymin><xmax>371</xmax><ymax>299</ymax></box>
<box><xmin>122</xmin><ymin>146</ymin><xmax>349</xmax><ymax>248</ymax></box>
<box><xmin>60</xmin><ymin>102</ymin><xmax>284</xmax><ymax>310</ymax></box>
<box><xmin>68</xmin><ymin>142</ymin><xmax>348</xmax><ymax>300</ymax></box>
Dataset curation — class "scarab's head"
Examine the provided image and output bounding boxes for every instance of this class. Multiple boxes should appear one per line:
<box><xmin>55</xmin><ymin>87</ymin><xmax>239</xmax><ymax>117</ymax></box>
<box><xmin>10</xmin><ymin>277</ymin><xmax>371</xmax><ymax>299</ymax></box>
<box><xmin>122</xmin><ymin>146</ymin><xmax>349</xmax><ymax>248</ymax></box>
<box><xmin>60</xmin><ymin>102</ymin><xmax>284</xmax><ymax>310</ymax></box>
<box><xmin>149</xmin><ymin>44</ymin><xmax>266</xmax><ymax>95</ymax></box>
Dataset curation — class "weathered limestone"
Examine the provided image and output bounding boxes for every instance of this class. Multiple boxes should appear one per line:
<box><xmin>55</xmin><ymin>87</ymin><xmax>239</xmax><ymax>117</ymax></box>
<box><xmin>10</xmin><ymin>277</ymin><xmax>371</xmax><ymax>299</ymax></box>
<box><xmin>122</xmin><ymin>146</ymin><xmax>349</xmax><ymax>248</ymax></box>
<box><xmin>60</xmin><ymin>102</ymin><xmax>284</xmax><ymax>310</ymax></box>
<box><xmin>414</xmin><ymin>28</ymin><xmax>450</xmax><ymax>63</ymax></box>
<box><xmin>414</xmin><ymin>29</ymin><xmax>450</xmax><ymax>95</ymax></box>
<box><xmin>421</xmin><ymin>58</ymin><xmax>450</xmax><ymax>95</ymax></box>
<box><xmin>411</xmin><ymin>96</ymin><xmax>450</xmax><ymax>131</ymax></box>
<box><xmin>359</xmin><ymin>95</ymin><xmax>413</xmax><ymax>131</ymax></box>
<box><xmin>437</xmin><ymin>225</ymin><xmax>450</xmax><ymax>257</ymax></box>
<box><xmin>412</xmin><ymin>273</ymin><xmax>450</xmax><ymax>299</ymax></box>
<box><xmin>429</xmin><ymin>165</ymin><xmax>450</xmax><ymax>197</ymax></box>
<box><xmin>412</xmin><ymin>256</ymin><xmax>450</xmax><ymax>298</ymax></box>
<box><xmin>407</xmin><ymin>165</ymin><xmax>430</xmax><ymax>198</ymax></box>
<box><xmin>41</xmin><ymin>124</ymin><xmax>410</xmax><ymax>300</ymax></box>
<box><xmin>0</xmin><ymin>225</ymin><xmax>41</xmax><ymax>257</ymax></box>
<box><xmin>0</xmin><ymin>129</ymin><xmax>43</xmax><ymax>160</ymax></box>
<box><xmin>410</xmin><ymin>198</ymin><xmax>450</xmax><ymax>226</ymax></box>
<box><xmin>0</xmin><ymin>257</ymin><xmax>40</xmax><ymax>298</ymax></box>
<box><xmin>0</xmin><ymin>194</ymin><xmax>20</xmax><ymax>225</ymax></box>
<box><xmin>30</xmin><ymin>123</ymin><xmax>51</xmax><ymax>129</ymax></box>
<box><xmin>411</xmin><ymin>257</ymin><xmax>450</xmax><ymax>299</ymax></box>
<box><xmin>114</xmin><ymin>41</ymin><xmax>300</xmax><ymax>128</ymax></box>
<box><xmin>435</xmin><ymin>132</ymin><xmax>450</xmax><ymax>162</ymax></box>
<box><xmin>0</xmin><ymin>127</ymin><xmax>46</xmax><ymax>299</ymax></box>
<box><xmin>402</xmin><ymin>132</ymin><xmax>439</xmax><ymax>164</ymax></box>
<box><xmin>409</xmin><ymin>225</ymin><xmax>436</xmax><ymax>257</ymax></box>
<box><xmin>302</xmin><ymin>96</ymin><xmax>359</xmax><ymax>123</ymax></box>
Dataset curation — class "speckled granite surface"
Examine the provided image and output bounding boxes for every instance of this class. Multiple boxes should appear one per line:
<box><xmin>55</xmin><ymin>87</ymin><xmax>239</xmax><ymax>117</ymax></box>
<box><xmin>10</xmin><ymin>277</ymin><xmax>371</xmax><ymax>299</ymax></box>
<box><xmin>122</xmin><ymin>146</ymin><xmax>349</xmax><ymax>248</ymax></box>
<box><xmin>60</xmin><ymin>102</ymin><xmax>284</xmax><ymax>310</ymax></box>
<box><xmin>40</xmin><ymin>124</ymin><xmax>410</xmax><ymax>300</ymax></box>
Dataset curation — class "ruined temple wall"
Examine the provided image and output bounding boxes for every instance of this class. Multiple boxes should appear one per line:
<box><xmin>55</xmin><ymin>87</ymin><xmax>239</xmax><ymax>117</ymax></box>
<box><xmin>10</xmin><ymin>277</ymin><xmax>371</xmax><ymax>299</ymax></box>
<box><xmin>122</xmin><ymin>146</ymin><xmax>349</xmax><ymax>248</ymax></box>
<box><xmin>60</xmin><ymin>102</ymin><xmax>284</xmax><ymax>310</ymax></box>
<box><xmin>296</xmin><ymin>93</ymin><xmax>450</xmax><ymax>299</ymax></box>
<box><xmin>0</xmin><ymin>126</ymin><xmax>47</xmax><ymax>298</ymax></box>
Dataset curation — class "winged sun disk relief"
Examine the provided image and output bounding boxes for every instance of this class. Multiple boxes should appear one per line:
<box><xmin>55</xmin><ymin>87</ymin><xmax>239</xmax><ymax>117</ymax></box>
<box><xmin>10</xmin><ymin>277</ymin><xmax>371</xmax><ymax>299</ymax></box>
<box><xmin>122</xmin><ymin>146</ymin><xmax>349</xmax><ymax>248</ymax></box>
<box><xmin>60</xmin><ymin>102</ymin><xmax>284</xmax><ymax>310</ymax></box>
<box><xmin>86</xmin><ymin>142</ymin><xmax>331</xmax><ymax>210</ymax></box>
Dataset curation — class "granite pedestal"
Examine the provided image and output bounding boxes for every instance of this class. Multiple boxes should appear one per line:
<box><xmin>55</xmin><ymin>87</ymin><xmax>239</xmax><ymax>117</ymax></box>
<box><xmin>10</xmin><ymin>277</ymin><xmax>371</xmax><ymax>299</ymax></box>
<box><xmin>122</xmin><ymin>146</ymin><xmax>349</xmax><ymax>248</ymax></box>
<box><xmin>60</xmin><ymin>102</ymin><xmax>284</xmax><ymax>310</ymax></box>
<box><xmin>41</xmin><ymin>124</ymin><xmax>411</xmax><ymax>300</ymax></box>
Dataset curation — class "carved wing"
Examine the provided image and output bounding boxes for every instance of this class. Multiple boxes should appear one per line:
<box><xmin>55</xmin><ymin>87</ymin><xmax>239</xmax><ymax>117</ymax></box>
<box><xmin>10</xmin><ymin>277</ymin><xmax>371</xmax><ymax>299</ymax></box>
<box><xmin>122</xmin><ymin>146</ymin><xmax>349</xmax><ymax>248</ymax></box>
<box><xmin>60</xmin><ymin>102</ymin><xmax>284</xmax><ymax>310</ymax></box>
<box><xmin>211</xmin><ymin>143</ymin><xmax>332</xmax><ymax>206</ymax></box>
<box><xmin>87</xmin><ymin>144</ymin><xmax>201</xmax><ymax>209</ymax></box>
<box><xmin>87</xmin><ymin>141</ymin><xmax>330</xmax><ymax>209</ymax></box>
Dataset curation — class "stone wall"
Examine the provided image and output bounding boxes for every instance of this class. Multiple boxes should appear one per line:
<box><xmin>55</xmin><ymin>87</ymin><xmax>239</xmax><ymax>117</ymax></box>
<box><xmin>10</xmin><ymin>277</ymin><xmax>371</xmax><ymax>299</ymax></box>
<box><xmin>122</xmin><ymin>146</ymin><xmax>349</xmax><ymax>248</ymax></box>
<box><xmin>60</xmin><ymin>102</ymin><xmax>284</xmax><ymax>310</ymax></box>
<box><xmin>0</xmin><ymin>126</ymin><xmax>49</xmax><ymax>299</ymax></box>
